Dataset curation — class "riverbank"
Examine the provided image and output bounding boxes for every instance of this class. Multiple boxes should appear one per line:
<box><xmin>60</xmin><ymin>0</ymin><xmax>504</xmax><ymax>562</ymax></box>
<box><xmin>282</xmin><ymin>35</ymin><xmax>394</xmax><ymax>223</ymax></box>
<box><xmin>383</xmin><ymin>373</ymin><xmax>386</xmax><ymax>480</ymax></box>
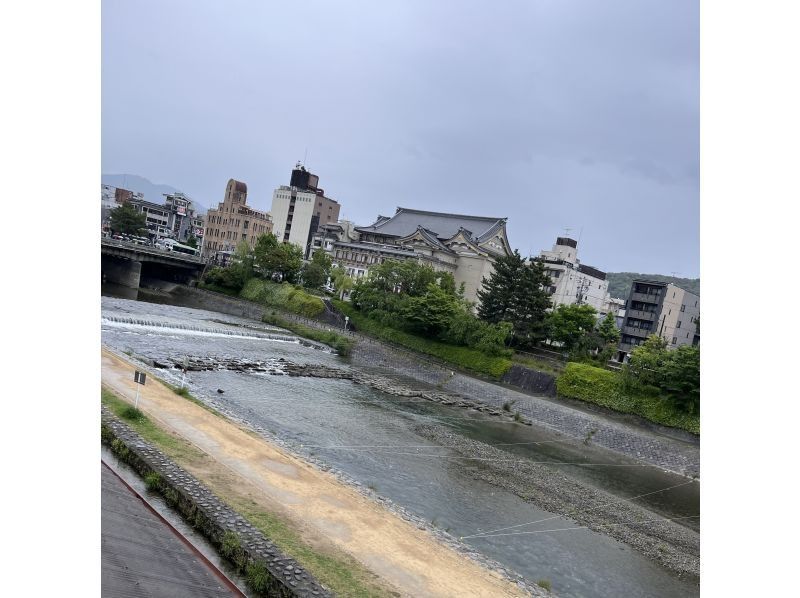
<box><xmin>138</xmin><ymin>285</ymin><xmax>701</xmax><ymax>477</ymax></box>
<box><xmin>101</xmin><ymin>347</ymin><xmax>540</xmax><ymax>597</ymax></box>
<box><xmin>145</xmin><ymin>351</ymin><xmax>699</xmax><ymax>581</ymax></box>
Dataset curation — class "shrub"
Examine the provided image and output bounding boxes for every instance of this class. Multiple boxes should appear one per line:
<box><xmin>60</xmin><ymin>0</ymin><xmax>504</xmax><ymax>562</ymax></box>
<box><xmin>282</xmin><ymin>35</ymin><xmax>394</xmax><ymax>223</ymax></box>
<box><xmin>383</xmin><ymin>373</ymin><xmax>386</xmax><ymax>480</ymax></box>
<box><xmin>120</xmin><ymin>405</ymin><xmax>145</xmax><ymax>422</ymax></box>
<box><xmin>241</xmin><ymin>279</ymin><xmax>324</xmax><ymax>318</ymax></box>
<box><xmin>245</xmin><ymin>560</ymin><xmax>270</xmax><ymax>593</ymax></box>
<box><xmin>220</xmin><ymin>531</ymin><xmax>247</xmax><ymax>570</ymax></box>
<box><xmin>144</xmin><ymin>472</ymin><xmax>162</xmax><ymax>492</ymax></box>
<box><xmin>556</xmin><ymin>362</ymin><xmax>699</xmax><ymax>434</ymax></box>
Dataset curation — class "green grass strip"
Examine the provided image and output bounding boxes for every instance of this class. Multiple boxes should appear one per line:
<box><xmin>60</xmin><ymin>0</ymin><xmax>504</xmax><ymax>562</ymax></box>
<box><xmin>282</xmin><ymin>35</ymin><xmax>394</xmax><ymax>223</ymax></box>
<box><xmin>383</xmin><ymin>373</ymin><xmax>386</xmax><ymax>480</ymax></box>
<box><xmin>263</xmin><ymin>312</ymin><xmax>354</xmax><ymax>356</ymax></box>
<box><xmin>332</xmin><ymin>300</ymin><xmax>512</xmax><ymax>379</ymax></box>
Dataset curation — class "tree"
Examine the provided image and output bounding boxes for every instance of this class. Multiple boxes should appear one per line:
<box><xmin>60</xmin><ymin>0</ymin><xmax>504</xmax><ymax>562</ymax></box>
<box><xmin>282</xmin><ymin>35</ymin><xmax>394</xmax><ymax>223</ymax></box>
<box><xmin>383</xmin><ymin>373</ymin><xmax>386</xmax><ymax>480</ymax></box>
<box><xmin>546</xmin><ymin>304</ymin><xmax>598</xmax><ymax>351</ymax></box>
<box><xmin>625</xmin><ymin>334</ymin><xmax>669</xmax><ymax>388</ymax></box>
<box><xmin>185</xmin><ymin>235</ymin><xmax>198</xmax><ymax>249</ymax></box>
<box><xmin>331</xmin><ymin>265</ymin><xmax>354</xmax><ymax>299</ymax></box>
<box><xmin>624</xmin><ymin>335</ymin><xmax>700</xmax><ymax>414</ymax></box>
<box><xmin>253</xmin><ymin>233</ymin><xmax>303</xmax><ymax>282</ymax></box>
<box><xmin>301</xmin><ymin>250</ymin><xmax>333</xmax><ymax>289</ymax></box>
<box><xmin>478</xmin><ymin>252</ymin><xmax>552</xmax><ymax>347</ymax></box>
<box><xmin>597</xmin><ymin>312</ymin><xmax>621</xmax><ymax>344</ymax></box>
<box><xmin>227</xmin><ymin>239</ymin><xmax>254</xmax><ymax>289</ymax></box>
<box><xmin>109</xmin><ymin>203</ymin><xmax>147</xmax><ymax>235</ymax></box>
<box><xmin>400</xmin><ymin>283</ymin><xmax>460</xmax><ymax>335</ymax></box>
<box><xmin>661</xmin><ymin>345</ymin><xmax>700</xmax><ymax>414</ymax></box>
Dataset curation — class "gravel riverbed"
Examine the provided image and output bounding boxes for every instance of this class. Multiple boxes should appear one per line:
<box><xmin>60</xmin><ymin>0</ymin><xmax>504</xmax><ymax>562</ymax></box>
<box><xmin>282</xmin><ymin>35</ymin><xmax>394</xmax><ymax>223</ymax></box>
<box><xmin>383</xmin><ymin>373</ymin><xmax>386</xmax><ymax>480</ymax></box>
<box><xmin>413</xmin><ymin>424</ymin><xmax>700</xmax><ymax>582</ymax></box>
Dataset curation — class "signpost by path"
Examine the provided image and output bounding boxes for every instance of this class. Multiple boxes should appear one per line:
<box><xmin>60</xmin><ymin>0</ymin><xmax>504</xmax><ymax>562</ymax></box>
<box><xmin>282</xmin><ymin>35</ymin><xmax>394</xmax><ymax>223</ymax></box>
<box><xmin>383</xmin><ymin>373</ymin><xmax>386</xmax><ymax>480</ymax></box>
<box><xmin>133</xmin><ymin>370</ymin><xmax>146</xmax><ymax>408</ymax></box>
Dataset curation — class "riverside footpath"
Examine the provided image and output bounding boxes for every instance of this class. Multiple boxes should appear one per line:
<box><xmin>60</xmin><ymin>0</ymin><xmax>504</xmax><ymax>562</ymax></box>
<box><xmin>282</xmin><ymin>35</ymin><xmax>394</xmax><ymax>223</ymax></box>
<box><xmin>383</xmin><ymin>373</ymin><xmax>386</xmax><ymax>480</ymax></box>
<box><xmin>171</xmin><ymin>287</ymin><xmax>700</xmax><ymax>478</ymax></box>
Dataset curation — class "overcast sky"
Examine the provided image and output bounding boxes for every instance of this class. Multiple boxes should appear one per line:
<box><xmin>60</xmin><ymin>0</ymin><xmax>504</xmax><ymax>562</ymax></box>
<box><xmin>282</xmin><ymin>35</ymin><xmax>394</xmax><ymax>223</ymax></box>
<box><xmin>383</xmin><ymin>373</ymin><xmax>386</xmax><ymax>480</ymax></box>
<box><xmin>102</xmin><ymin>0</ymin><xmax>698</xmax><ymax>277</ymax></box>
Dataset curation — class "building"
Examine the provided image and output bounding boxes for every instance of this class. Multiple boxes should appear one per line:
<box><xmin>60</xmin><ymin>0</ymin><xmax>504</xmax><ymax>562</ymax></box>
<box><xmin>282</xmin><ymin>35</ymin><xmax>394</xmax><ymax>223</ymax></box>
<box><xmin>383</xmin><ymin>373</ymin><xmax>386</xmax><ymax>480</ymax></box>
<box><xmin>125</xmin><ymin>192</ymin><xmax>204</xmax><ymax>244</ymax></box>
<box><xmin>101</xmin><ymin>184</ymin><xmax>143</xmax><ymax>232</ymax></box>
<box><xmin>163</xmin><ymin>192</ymin><xmax>204</xmax><ymax>243</ymax></box>
<box><xmin>326</xmin><ymin>207</ymin><xmax>512</xmax><ymax>305</ymax></box>
<box><xmin>616</xmin><ymin>279</ymin><xmax>700</xmax><ymax>361</ymax></box>
<box><xmin>308</xmin><ymin>220</ymin><xmax>359</xmax><ymax>259</ymax></box>
<box><xmin>539</xmin><ymin>237</ymin><xmax>617</xmax><ymax>314</ymax></box>
<box><xmin>203</xmin><ymin>179</ymin><xmax>273</xmax><ymax>260</ymax></box>
<box><xmin>270</xmin><ymin>164</ymin><xmax>341</xmax><ymax>257</ymax></box>
<box><xmin>128</xmin><ymin>198</ymin><xmax>172</xmax><ymax>238</ymax></box>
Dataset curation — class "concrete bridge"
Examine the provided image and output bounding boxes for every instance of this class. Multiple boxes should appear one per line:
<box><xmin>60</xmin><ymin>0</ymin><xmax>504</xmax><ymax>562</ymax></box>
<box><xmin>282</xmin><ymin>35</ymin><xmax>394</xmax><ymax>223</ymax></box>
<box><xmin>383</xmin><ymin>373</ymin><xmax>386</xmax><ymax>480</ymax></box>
<box><xmin>101</xmin><ymin>238</ymin><xmax>206</xmax><ymax>291</ymax></box>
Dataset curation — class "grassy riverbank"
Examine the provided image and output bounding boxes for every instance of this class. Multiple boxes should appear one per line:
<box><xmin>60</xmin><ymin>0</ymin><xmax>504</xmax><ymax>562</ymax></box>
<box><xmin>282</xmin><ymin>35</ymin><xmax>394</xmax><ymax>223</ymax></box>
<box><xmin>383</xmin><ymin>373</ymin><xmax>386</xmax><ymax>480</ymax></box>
<box><xmin>333</xmin><ymin>300</ymin><xmax>513</xmax><ymax>379</ymax></box>
<box><xmin>556</xmin><ymin>362</ymin><xmax>700</xmax><ymax>434</ymax></box>
<box><xmin>240</xmin><ymin>279</ymin><xmax>325</xmax><ymax>318</ymax></box>
<box><xmin>262</xmin><ymin>312</ymin><xmax>354</xmax><ymax>356</ymax></box>
<box><xmin>101</xmin><ymin>386</ymin><xmax>394</xmax><ymax>597</ymax></box>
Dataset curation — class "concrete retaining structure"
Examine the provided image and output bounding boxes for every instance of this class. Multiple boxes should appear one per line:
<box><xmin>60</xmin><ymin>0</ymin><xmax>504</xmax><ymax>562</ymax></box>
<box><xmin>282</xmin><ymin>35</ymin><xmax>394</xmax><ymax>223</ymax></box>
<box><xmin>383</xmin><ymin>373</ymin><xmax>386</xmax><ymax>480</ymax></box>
<box><xmin>101</xmin><ymin>407</ymin><xmax>331</xmax><ymax>598</ymax></box>
<box><xmin>500</xmin><ymin>364</ymin><xmax>557</xmax><ymax>397</ymax></box>
<box><xmin>103</xmin><ymin>255</ymin><xmax>142</xmax><ymax>289</ymax></box>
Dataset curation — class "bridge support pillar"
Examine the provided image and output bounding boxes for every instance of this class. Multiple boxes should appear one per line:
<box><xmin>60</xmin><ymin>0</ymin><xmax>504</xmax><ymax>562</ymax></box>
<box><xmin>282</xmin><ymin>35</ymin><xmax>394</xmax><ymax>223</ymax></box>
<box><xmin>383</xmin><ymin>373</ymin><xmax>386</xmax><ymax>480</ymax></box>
<box><xmin>102</xmin><ymin>257</ymin><xmax>142</xmax><ymax>289</ymax></box>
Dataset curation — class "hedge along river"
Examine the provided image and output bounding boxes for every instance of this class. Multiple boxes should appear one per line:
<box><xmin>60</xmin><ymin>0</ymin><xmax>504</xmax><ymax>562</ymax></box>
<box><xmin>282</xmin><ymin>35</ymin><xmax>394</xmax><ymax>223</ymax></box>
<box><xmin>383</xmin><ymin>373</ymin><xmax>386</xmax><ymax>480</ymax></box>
<box><xmin>101</xmin><ymin>295</ymin><xmax>699</xmax><ymax>598</ymax></box>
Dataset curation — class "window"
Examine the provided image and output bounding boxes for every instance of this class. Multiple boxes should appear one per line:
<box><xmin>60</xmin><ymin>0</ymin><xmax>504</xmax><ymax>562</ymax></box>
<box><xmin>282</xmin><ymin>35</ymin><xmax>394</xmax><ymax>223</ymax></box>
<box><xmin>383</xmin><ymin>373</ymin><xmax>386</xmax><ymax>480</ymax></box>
<box><xmin>677</xmin><ymin>321</ymin><xmax>682</xmax><ymax>328</ymax></box>
<box><xmin>672</xmin><ymin>337</ymin><xmax>677</xmax><ymax>344</ymax></box>
<box><xmin>680</xmin><ymin>305</ymin><xmax>685</xmax><ymax>312</ymax></box>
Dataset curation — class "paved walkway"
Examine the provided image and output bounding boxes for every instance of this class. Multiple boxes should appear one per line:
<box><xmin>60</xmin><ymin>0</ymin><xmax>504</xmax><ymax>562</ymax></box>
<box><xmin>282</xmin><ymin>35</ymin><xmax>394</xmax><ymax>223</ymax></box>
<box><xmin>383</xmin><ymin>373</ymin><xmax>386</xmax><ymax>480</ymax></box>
<box><xmin>101</xmin><ymin>462</ymin><xmax>242</xmax><ymax>598</ymax></box>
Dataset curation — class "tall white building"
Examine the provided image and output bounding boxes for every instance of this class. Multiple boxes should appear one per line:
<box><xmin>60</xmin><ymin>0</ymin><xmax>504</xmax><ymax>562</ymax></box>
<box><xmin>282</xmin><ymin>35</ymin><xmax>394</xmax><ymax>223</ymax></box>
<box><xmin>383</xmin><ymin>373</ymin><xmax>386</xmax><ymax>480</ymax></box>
<box><xmin>539</xmin><ymin>237</ymin><xmax>615</xmax><ymax>314</ymax></box>
<box><xmin>270</xmin><ymin>165</ymin><xmax>340</xmax><ymax>257</ymax></box>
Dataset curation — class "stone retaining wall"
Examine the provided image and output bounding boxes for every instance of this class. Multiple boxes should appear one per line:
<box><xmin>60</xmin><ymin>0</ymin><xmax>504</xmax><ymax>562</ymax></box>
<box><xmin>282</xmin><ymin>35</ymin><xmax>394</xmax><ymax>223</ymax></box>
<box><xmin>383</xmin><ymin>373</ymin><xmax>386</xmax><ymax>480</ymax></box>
<box><xmin>173</xmin><ymin>286</ymin><xmax>267</xmax><ymax>320</ymax></box>
<box><xmin>101</xmin><ymin>408</ymin><xmax>331</xmax><ymax>598</ymax></box>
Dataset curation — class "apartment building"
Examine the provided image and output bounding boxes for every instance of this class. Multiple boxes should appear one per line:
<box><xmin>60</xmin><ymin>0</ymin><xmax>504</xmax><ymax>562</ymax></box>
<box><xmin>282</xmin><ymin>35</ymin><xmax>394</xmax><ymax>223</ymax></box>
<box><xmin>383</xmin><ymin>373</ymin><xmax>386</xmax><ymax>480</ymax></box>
<box><xmin>202</xmin><ymin>179</ymin><xmax>272</xmax><ymax>259</ymax></box>
<box><xmin>270</xmin><ymin>165</ymin><xmax>341</xmax><ymax>257</ymax></box>
<box><xmin>539</xmin><ymin>237</ymin><xmax>613</xmax><ymax>313</ymax></box>
<box><xmin>616</xmin><ymin>279</ymin><xmax>700</xmax><ymax>361</ymax></box>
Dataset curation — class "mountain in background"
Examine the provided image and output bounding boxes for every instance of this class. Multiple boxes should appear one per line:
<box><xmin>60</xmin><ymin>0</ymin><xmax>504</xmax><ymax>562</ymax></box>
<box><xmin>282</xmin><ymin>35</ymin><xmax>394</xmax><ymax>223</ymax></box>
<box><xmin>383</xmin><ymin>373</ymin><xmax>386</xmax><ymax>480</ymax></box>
<box><xmin>606</xmin><ymin>272</ymin><xmax>700</xmax><ymax>299</ymax></box>
<box><xmin>101</xmin><ymin>174</ymin><xmax>207</xmax><ymax>214</ymax></box>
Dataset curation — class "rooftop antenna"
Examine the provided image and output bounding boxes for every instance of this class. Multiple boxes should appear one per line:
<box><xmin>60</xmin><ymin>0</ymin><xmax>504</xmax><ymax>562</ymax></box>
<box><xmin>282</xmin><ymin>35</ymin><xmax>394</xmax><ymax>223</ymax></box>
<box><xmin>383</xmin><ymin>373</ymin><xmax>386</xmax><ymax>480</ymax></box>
<box><xmin>670</xmin><ymin>271</ymin><xmax>681</xmax><ymax>278</ymax></box>
<box><xmin>577</xmin><ymin>227</ymin><xmax>583</xmax><ymax>245</ymax></box>
<box><xmin>563</xmin><ymin>227</ymin><xmax>573</xmax><ymax>237</ymax></box>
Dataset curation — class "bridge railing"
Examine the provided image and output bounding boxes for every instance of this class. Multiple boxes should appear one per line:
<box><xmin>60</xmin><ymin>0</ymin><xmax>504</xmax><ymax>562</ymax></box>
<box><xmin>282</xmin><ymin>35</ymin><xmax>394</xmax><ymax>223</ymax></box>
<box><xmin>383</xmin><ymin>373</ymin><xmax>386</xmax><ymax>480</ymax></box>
<box><xmin>101</xmin><ymin>237</ymin><xmax>204</xmax><ymax>263</ymax></box>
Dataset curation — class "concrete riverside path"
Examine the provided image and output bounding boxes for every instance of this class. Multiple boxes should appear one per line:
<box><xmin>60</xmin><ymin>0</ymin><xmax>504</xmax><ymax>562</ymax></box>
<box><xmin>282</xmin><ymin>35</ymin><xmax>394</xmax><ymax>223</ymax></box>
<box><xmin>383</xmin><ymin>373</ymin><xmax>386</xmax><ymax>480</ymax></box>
<box><xmin>101</xmin><ymin>349</ymin><xmax>530</xmax><ymax>598</ymax></box>
<box><xmin>101</xmin><ymin>461</ymin><xmax>243</xmax><ymax>597</ymax></box>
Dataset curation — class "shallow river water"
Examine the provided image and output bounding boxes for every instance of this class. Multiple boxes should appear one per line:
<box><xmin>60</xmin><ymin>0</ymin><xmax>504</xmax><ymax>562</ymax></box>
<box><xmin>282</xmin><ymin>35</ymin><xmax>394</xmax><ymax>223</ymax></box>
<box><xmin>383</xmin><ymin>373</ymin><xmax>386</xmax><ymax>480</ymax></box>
<box><xmin>101</xmin><ymin>295</ymin><xmax>698</xmax><ymax>598</ymax></box>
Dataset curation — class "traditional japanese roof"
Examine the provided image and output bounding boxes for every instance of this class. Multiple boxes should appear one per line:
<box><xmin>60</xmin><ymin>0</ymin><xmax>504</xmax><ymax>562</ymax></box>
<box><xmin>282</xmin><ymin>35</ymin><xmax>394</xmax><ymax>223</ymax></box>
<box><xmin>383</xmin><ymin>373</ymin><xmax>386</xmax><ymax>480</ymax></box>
<box><xmin>397</xmin><ymin>226</ymin><xmax>456</xmax><ymax>253</ymax></box>
<box><xmin>356</xmin><ymin>207</ymin><xmax>507</xmax><ymax>241</ymax></box>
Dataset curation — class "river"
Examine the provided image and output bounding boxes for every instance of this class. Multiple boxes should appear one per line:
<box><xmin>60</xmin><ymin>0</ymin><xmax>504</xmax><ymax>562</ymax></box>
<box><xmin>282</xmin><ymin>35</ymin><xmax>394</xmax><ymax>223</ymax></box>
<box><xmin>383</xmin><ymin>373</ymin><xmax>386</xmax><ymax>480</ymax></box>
<box><xmin>101</xmin><ymin>293</ymin><xmax>699</xmax><ymax>597</ymax></box>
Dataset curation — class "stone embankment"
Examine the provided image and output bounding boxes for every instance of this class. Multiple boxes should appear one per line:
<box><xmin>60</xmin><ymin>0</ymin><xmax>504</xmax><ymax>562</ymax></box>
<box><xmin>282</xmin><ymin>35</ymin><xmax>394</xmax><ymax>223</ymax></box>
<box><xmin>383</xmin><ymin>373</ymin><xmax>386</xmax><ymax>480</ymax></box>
<box><xmin>350</xmin><ymin>340</ymin><xmax>701</xmax><ymax>478</ymax></box>
<box><xmin>415</xmin><ymin>425</ymin><xmax>700</xmax><ymax>582</ymax></box>
<box><xmin>101</xmin><ymin>408</ymin><xmax>332</xmax><ymax>598</ymax></box>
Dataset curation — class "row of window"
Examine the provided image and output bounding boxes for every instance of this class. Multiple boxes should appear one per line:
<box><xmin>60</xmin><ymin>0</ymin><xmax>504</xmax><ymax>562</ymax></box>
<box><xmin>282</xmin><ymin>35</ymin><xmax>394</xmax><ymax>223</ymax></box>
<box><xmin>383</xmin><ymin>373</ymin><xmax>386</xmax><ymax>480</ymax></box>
<box><xmin>334</xmin><ymin>250</ymin><xmax>389</xmax><ymax>265</ymax></box>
